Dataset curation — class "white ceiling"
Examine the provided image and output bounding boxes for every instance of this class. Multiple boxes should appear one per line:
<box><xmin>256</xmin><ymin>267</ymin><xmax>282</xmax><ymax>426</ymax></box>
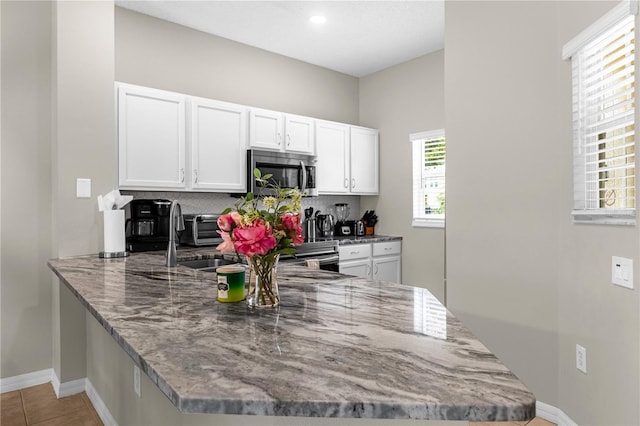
<box><xmin>115</xmin><ymin>1</ymin><xmax>444</xmax><ymax>77</ymax></box>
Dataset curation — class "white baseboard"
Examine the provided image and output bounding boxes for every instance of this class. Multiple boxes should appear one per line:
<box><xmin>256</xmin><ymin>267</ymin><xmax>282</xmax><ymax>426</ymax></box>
<box><xmin>537</xmin><ymin>400</ymin><xmax>578</xmax><ymax>426</ymax></box>
<box><xmin>0</xmin><ymin>368</ymin><xmax>53</xmax><ymax>393</ymax></box>
<box><xmin>52</xmin><ymin>376</ymin><xmax>87</xmax><ymax>398</ymax></box>
<box><xmin>1</xmin><ymin>370</ymin><xmax>118</xmax><ymax>426</ymax></box>
<box><xmin>85</xmin><ymin>378</ymin><xmax>118</xmax><ymax>426</ymax></box>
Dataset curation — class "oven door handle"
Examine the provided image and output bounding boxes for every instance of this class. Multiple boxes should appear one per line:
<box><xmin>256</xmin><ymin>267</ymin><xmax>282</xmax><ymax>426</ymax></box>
<box><xmin>284</xmin><ymin>254</ymin><xmax>339</xmax><ymax>266</ymax></box>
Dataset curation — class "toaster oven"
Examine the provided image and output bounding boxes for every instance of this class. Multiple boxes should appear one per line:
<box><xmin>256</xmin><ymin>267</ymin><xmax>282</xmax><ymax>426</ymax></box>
<box><xmin>180</xmin><ymin>214</ymin><xmax>222</xmax><ymax>246</ymax></box>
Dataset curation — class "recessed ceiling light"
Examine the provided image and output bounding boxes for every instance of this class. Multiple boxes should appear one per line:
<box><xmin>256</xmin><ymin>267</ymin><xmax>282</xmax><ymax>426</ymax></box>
<box><xmin>309</xmin><ymin>15</ymin><xmax>326</xmax><ymax>24</ymax></box>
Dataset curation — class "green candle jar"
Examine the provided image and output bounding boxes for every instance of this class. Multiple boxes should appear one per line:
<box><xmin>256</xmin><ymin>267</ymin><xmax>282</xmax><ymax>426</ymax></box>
<box><xmin>216</xmin><ymin>266</ymin><xmax>246</xmax><ymax>303</ymax></box>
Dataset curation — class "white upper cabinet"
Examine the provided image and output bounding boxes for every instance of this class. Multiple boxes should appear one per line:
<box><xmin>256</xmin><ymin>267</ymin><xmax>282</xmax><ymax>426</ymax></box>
<box><xmin>284</xmin><ymin>114</ymin><xmax>315</xmax><ymax>154</ymax></box>
<box><xmin>117</xmin><ymin>84</ymin><xmax>186</xmax><ymax>189</ymax></box>
<box><xmin>317</xmin><ymin>122</ymin><xmax>379</xmax><ymax>195</ymax></box>
<box><xmin>316</xmin><ymin>120</ymin><xmax>349</xmax><ymax>194</ymax></box>
<box><xmin>249</xmin><ymin>108</ymin><xmax>284</xmax><ymax>151</ymax></box>
<box><xmin>249</xmin><ymin>108</ymin><xmax>315</xmax><ymax>155</ymax></box>
<box><xmin>190</xmin><ymin>98</ymin><xmax>247</xmax><ymax>192</ymax></box>
<box><xmin>349</xmin><ymin>126</ymin><xmax>379</xmax><ymax>194</ymax></box>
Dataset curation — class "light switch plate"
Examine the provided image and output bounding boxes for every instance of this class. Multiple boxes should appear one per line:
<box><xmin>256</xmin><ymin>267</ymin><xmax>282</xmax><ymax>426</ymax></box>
<box><xmin>612</xmin><ymin>256</ymin><xmax>634</xmax><ymax>289</ymax></box>
<box><xmin>576</xmin><ymin>344</ymin><xmax>587</xmax><ymax>374</ymax></box>
<box><xmin>76</xmin><ymin>178</ymin><xmax>91</xmax><ymax>198</ymax></box>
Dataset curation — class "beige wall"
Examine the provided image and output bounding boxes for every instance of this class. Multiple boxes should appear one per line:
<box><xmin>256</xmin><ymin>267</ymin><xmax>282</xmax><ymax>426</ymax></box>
<box><xmin>0</xmin><ymin>0</ymin><xmax>116</xmax><ymax>382</ymax></box>
<box><xmin>115</xmin><ymin>7</ymin><xmax>359</xmax><ymax>125</ymax></box>
<box><xmin>554</xmin><ymin>2</ymin><xmax>640</xmax><ymax>424</ymax></box>
<box><xmin>359</xmin><ymin>52</ymin><xmax>445</xmax><ymax>300</ymax></box>
<box><xmin>445</xmin><ymin>1</ymin><xmax>639</xmax><ymax>424</ymax></box>
<box><xmin>1</xmin><ymin>0</ymin><xmax>53</xmax><ymax>378</ymax></box>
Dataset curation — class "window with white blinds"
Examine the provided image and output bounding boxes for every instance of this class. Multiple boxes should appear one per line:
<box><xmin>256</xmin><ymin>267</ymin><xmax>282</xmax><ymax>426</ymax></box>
<box><xmin>411</xmin><ymin>130</ymin><xmax>445</xmax><ymax>228</ymax></box>
<box><xmin>564</xmin><ymin>1</ymin><xmax>637</xmax><ymax>225</ymax></box>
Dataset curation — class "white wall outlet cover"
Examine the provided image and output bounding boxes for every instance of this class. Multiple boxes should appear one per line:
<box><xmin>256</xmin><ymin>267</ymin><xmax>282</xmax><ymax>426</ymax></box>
<box><xmin>576</xmin><ymin>344</ymin><xmax>587</xmax><ymax>374</ymax></box>
<box><xmin>611</xmin><ymin>256</ymin><xmax>634</xmax><ymax>289</ymax></box>
<box><xmin>76</xmin><ymin>178</ymin><xmax>91</xmax><ymax>198</ymax></box>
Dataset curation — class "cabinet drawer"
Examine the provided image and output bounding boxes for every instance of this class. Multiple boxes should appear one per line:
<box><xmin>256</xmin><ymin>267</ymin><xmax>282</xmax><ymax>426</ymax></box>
<box><xmin>372</xmin><ymin>241</ymin><xmax>401</xmax><ymax>257</ymax></box>
<box><xmin>338</xmin><ymin>244</ymin><xmax>371</xmax><ymax>261</ymax></box>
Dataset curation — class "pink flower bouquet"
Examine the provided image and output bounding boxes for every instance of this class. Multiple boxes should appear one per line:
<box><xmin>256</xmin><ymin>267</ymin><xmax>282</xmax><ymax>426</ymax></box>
<box><xmin>216</xmin><ymin>169</ymin><xmax>303</xmax><ymax>307</ymax></box>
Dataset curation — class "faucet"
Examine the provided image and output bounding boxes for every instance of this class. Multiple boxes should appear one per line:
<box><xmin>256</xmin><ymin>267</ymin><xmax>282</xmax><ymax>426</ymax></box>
<box><xmin>166</xmin><ymin>201</ymin><xmax>184</xmax><ymax>267</ymax></box>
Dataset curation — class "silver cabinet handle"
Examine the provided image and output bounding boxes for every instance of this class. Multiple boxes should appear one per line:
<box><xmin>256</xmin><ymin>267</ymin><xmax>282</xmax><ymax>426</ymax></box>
<box><xmin>194</xmin><ymin>169</ymin><xmax>199</xmax><ymax>184</ymax></box>
<box><xmin>277</xmin><ymin>133</ymin><xmax>282</xmax><ymax>145</ymax></box>
<box><xmin>350</xmin><ymin>251</ymin><xmax>359</xmax><ymax>255</ymax></box>
<box><xmin>180</xmin><ymin>168</ymin><xmax>185</xmax><ymax>183</ymax></box>
<box><xmin>287</xmin><ymin>134</ymin><xmax>291</xmax><ymax>146</ymax></box>
<box><xmin>352</xmin><ymin>178</ymin><xmax>356</xmax><ymax>188</ymax></box>
<box><xmin>366</xmin><ymin>264</ymin><xmax>371</xmax><ymax>276</ymax></box>
<box><xmin>344</xmin><ymin>178</ymin><xmax>349</xmax><ymax>188</ymax></box>
<box><xmin>375</xmin><ymin>264</ymin><xmax>379</xmax><ymax>275</ymax></box>
<box><xmin>385</xmin><ymin>247</ymin><xmax>392</xmax><ymax>251</ymax></box>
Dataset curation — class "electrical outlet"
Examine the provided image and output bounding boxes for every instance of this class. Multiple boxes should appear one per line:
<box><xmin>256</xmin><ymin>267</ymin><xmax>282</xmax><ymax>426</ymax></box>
<box><xmin>576</xmin><ymin>344</ymin><xmax>587</xmax><ymax>374</ymax></box>
<box><xmin>134</xmin><ymin>365</ymin><xmax>141</xmax><ymax>397</ymax></box>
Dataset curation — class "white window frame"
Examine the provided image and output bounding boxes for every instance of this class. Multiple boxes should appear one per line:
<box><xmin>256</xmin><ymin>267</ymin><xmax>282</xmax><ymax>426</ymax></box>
<box><xmin>563</xmin><ymin>0</ymin><xmax>638</xmax><ymax>226</ymax></box>
<box><xmin>411</xmin><ymin>129</ymin><xmax>445</xmax><ymax>228</ymax></box>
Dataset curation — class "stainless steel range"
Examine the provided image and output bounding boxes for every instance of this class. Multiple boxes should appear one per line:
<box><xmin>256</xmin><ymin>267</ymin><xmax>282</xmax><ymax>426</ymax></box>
<box><xmin>280</xmin><ymin>240</ymin><xmax>339</xmax><ymax>272</ymax></box>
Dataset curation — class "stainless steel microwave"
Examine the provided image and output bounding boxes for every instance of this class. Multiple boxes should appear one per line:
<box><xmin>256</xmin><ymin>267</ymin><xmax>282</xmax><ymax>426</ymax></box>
<box><xmin>247</xmin><ymin>149</ymin><xmax>318</xmax><ymax>197</ymax></box>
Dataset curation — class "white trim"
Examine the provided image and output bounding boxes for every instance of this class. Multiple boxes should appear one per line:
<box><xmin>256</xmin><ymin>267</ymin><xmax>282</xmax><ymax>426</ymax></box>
<box><xmin>412</xmin><ymin>218</ymin><xmax>445</xmax><ymax>228</ymax></box>
<box><xmin>53</xmin><ymin>376</ymin><xmax>87</xmax><ymax>398</ymax></box>
<box><xmin>0</xmin><ymin>368</ymin><xmax>53</xmax><ymax>393</ymax></box>
<box><xmin>409</xmin><ymin>128</ymin><xmax>444</xmax><ymax>142</ymax></box>
<box><xmin>572</xmin><ymin>210</ymin><xmax>636</xmax><ymax>226</ymax></box>
<box><xmin>537</xmin><ymin>400</ymin><xmax>578</xmax><ymax>426</ymax></box>
<box><xmin>86</xmin><ymin>378</ymin><xmax>119</xmax><ymax>426</ymax></box>
<box><xmin>563</xmin><ymin>0</ymin><xmax>638</xmax><ymax>59</ymax></box>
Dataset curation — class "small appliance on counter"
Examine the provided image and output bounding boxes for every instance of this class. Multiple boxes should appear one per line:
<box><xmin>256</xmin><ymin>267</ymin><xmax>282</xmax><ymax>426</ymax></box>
<box><xmin>180</xmin><ymin>214</ymin><xmax>223</xmax><ymax>246</ymax></box>
<box><xmin>126</xmin><ymin>199</ymin><xmax>173</xmax><ymax>252</ymax></box>
<box><xmin>303</xmin><ymin>207</ymin><xmax>316</xmax><ymax>242</ymax></box>
<box><xmin>333</xmin><ymin>203</ymin><xmax>352</xmax><ymax>236</ymax></box>
<box><xmin>316</xmin><ymin>210</ymin><xmax>335</xmax><ymax>238</ymax></box>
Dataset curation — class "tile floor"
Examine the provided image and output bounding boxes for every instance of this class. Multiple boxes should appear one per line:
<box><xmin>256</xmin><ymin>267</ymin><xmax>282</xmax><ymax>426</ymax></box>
<box><xmin>1</xmin><ymin>382</ymin><xmax>554</xmax><ymax>426</ymax></box>
<box><xmin>0</xmin><ymin>383</ymin><xmax>102</xmax><ymax>426</ymax></box>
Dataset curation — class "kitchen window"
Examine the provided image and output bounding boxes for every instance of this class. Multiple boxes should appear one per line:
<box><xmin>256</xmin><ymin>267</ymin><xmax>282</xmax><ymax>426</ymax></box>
<box><xmin>563</xmin><ymin>0</ymin><xmax>637</xmax><ymax>225</ymax></box>
<box><xmin>411</xmin><ymin>129</ymin><xmax>445</xmax><ymax>228</ymax></box>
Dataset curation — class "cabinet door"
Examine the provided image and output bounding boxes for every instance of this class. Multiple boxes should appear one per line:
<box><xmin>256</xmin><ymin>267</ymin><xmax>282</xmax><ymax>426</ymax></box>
<box><xmin>191</xmin><ymin>98</ymin><xmax>247</xmax><ymax>192</ymax></box>
<box><xmin>373</xmin><ymin>256</ymin><xmax>401</xmax><ymax>283</ymax></box>
<box><xmin>249</xmin><ymin>108</ymin><xmax>283</xmax><ymax>151</ymax></box>
<box><xmin>316</xmin><ymin>120</ymin><xmax>349</xmax><ymax>194</ymax></box>
<box><xmin>339</xmin><ymin>259</ymin><xmax>372</xmax><ymax>279</ymax></box>
<box><xmin>349</xmin><ymin>126</ymin><xmax>379</xmax><ymax>194</ymax></box>
<box><xmin>118</xmin><ymin>84</ymin><xmax>186</xmax><ymax>189</ymax></box>
<box><xmin>285</xmin><ymin>114</ymin><xmax>315</xmax><ymax>154</ymax></box>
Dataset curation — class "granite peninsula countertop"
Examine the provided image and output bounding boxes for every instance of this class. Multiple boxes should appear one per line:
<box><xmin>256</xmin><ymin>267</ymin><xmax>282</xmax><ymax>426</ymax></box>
<box><xmin>47</xmin><ymin>251</ymin><xmax>535</xmax><ymax>421</ymax></box>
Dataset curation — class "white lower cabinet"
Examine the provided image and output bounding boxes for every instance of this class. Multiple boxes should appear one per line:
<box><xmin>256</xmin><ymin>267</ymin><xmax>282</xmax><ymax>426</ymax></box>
<box><xmin>339</xmin><ymin>241</ymin><xmax>402</xmax><ymax>283</ymax></box>
<box><xmin>338</xmin><ymin>244</ymin><xmax>372</xmax><ymax>279</ymax></box>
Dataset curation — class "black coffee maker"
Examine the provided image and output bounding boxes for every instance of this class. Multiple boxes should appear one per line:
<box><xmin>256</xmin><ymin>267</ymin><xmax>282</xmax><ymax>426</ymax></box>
<box><xmin>126</xmin><ymin>199</ymin><xmax>172</xmax><ymax>252</ymax></box>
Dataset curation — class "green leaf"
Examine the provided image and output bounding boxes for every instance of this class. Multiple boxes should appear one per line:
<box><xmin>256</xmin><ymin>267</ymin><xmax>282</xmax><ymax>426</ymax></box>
<box><xmin>221</xmin><ymin>207</ymin><xmax>232</xmax><ymax>214</ymax></box>
<box><xmin>262</xmin><ymin>173</ymin><xmax>273</xmax><ymax>181</ymax></box>
<box><xmin>245</xmin><ymin>192</ymin><xmax>254</xmax><ymax>201</ymax></box>
<box><xmin>253</xmin><ymin>168</ymin><xmax>262</xmax><ymax>179</ymax></box>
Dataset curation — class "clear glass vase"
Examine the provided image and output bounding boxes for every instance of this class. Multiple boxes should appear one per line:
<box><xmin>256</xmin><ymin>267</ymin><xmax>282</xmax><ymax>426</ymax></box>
<box><xmin>246</xmin><ymin>254</ymin><xmax>280</xmax><ymax>308</ymax></box>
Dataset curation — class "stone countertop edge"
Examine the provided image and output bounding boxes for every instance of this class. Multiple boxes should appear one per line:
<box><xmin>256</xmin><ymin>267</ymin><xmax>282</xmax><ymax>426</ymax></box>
<box><xmin>47</xmin><ymin>253</ymin><xmax>535</xmax><ymax>422</ymax></box>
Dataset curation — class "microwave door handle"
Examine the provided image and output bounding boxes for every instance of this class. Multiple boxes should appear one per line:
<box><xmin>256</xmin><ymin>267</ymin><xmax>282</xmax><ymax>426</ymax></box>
<box><xmin>300</xmin><ymin>160</ymin><xmax>307</xmax><ymax>193</ymax></box>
